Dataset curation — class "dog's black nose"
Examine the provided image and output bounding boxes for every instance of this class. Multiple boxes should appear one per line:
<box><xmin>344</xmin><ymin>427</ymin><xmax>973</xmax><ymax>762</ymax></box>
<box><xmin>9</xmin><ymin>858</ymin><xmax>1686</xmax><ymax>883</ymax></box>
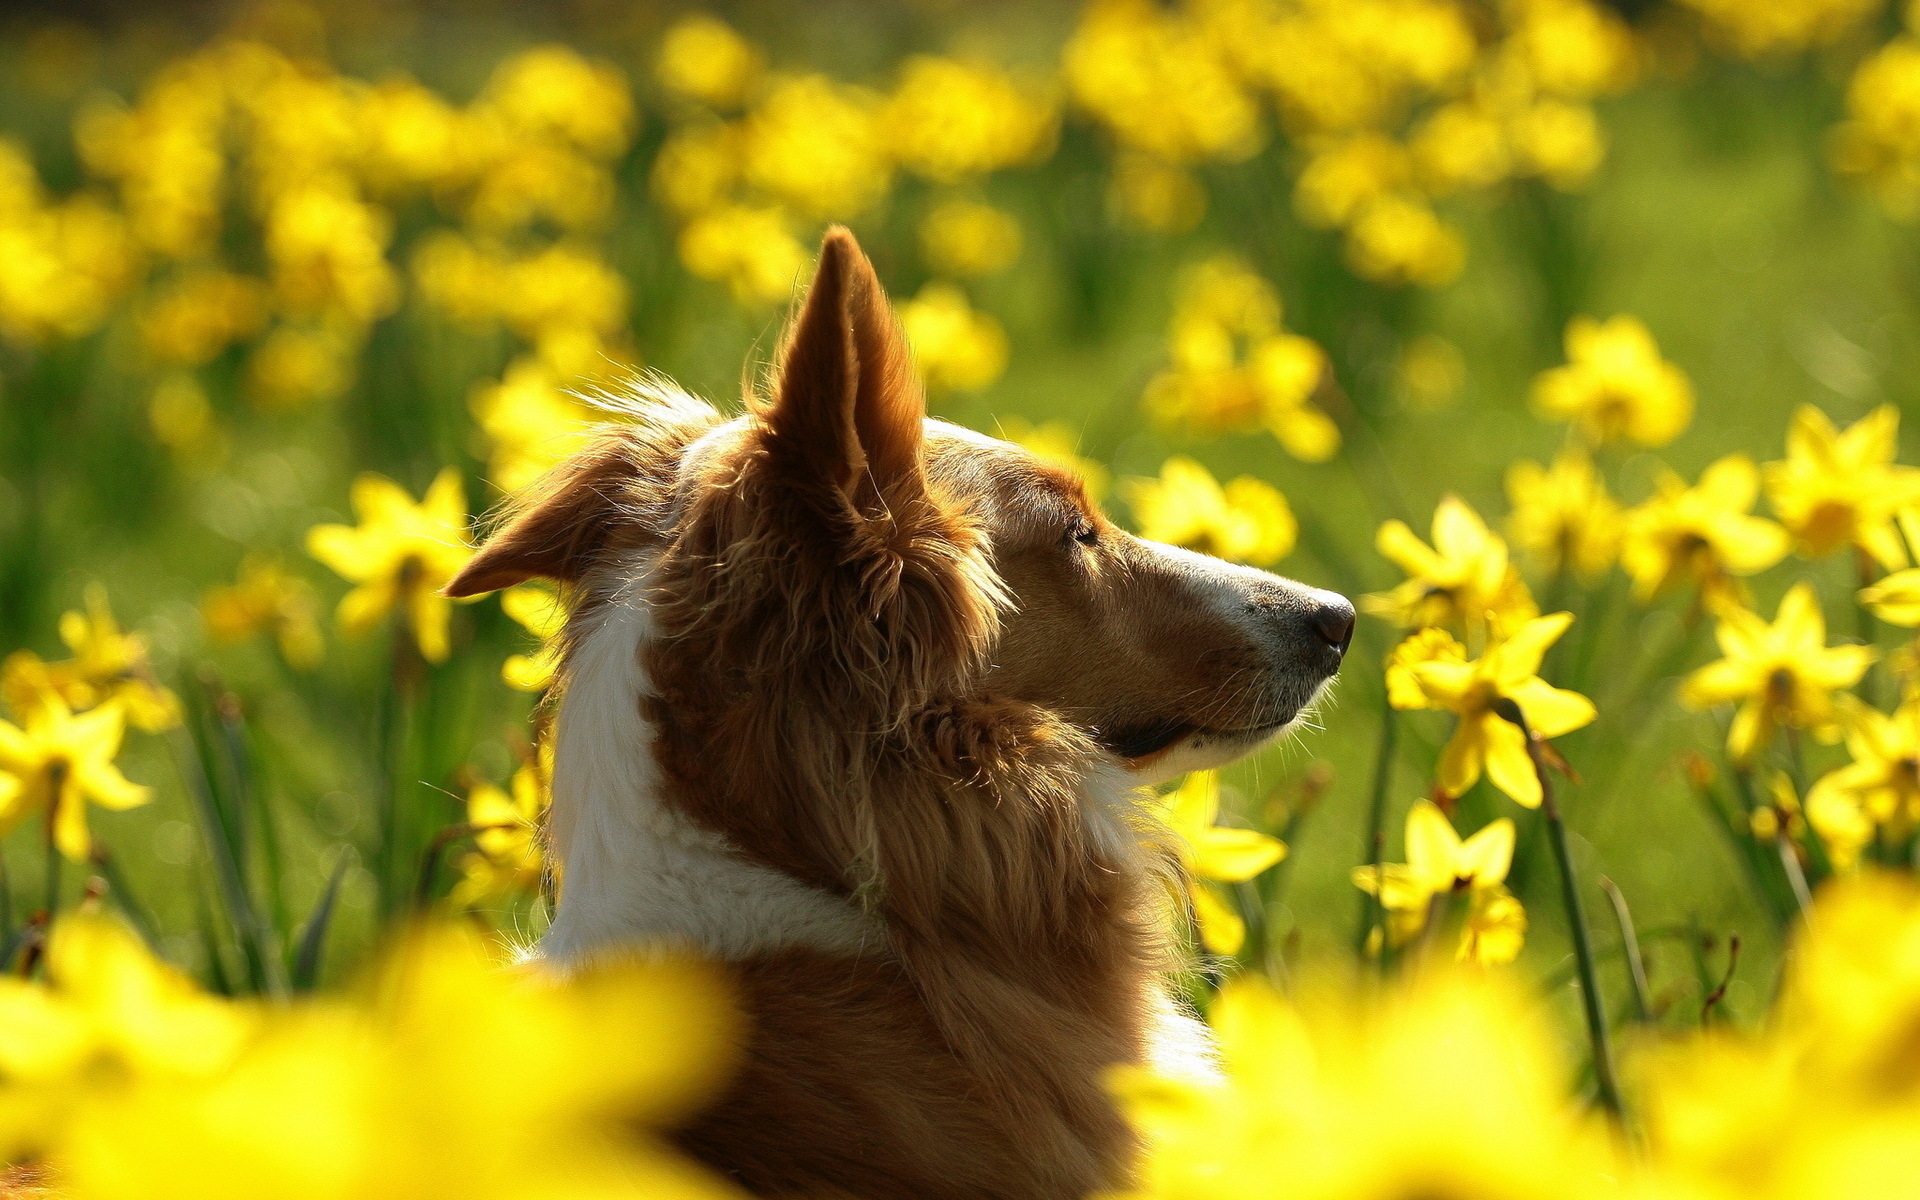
<box><xmin>1308</xmin><ymin>591</ymin><xmax>1355</xmax><ymax>658</ymax></box>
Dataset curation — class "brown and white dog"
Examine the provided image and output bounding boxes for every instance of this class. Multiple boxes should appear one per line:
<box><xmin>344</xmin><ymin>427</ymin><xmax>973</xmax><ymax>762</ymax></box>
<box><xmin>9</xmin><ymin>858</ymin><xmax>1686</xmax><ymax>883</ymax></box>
<box><xmin>444</xmin><ymin>229</ymin><xmax>1352</xmax><ymax>1198</ymax></box>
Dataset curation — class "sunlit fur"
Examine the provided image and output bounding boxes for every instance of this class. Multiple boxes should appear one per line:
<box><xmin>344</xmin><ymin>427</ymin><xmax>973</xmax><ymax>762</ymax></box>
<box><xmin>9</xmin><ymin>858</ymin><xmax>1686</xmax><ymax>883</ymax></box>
<box><xmin>446</xmin><ymin>228</ymin><xmax>1350</xmax><ymax>1198</ymax></box>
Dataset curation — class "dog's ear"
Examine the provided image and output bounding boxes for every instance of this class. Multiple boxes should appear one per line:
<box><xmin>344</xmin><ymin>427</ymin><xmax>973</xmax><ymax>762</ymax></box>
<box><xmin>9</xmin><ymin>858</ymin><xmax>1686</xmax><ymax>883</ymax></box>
<box><xmin>764</xmin><ymin>227</ymin><xmax>926</xmax><ymax>515</ymax></box>
<box><xmin>443</xmin><ymin>438</ymin><xmax>643</xmax><ymax>598</ymax></box>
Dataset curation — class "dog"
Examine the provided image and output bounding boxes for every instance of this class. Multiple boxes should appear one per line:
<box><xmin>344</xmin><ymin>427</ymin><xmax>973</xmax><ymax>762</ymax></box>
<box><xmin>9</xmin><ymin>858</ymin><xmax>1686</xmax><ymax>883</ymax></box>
<box><xmin>444</xmin><ymin>228</ymin><xmax>1352</xmax><ymax>1198</ymax></box>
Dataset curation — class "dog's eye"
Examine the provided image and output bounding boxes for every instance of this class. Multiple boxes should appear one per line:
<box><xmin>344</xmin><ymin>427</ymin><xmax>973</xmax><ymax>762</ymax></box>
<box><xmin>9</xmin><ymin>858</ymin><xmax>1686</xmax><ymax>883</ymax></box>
<box><xmin>1068</xmin><ymin>518</ymin><xmax>1099</xmax><ymax>548</ymax></box>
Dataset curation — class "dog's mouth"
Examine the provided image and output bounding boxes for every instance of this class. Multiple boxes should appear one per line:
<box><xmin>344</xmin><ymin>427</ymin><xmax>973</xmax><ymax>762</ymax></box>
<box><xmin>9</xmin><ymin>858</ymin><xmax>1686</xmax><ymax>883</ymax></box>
<box><xmin>1098</xmin><ymin>715</ymin><xmax>1294</xmax><ymax>762</ymax></box>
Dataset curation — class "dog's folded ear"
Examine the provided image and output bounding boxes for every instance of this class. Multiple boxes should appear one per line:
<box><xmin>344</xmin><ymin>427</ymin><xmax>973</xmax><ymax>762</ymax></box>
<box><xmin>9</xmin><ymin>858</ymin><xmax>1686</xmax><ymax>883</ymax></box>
<box><xmin>764</xmin><ymin>227</ymin><xmax>928</xmax><ymax>518</ymax></box>
<box><xmin>442</xmin><ymin>436</ymin><xmax>644</xmax><ymax>598</ymax></box>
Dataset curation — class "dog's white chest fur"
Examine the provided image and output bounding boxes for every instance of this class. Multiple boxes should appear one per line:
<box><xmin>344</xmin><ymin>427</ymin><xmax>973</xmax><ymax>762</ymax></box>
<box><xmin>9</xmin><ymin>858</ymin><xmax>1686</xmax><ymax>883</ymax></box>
<box><xmin>536</xmin><ymin>563</ymin><xmax>882</xmax><ymax>966</ymax></box>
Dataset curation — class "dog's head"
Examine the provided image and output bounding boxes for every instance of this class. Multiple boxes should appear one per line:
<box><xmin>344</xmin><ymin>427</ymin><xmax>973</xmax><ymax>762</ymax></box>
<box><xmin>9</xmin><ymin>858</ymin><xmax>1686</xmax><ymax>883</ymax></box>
<box><xmin>446</xmin><ymin>229</ymin><xmax>1349</xmax><ymax>784</ymax></box>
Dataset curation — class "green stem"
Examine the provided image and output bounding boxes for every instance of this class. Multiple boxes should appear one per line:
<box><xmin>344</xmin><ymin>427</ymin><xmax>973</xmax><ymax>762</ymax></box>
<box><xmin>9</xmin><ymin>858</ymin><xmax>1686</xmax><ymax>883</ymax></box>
<box><xmin>1505</xmin><ymin>701</ymin><xmax>1622</xmax><ymax>1115</ymax></box>
<box><xmin>1355</xmin><ymin>705</ymin><xmax>1398</xmax><ymax>961</ymax></box>
<box><xmin>42</xmin><ymin>811</ymin><xmax>61</xmax><ymax>922</ymax></box>
<box><xmin>1598</xmin><ymin>877</ymin><xmax>1653</xmax><ymax>1023</ymax></box>
<box><xmin>1857</xmin><ymin>548</ymin><xmax>1881</xmax><ymax>709</ymax></box>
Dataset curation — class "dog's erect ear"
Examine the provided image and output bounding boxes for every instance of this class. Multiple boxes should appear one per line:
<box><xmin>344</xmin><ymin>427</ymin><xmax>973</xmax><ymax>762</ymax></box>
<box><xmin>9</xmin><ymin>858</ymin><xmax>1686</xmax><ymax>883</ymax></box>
<box><xmin>443</xmin><ymin>439</ymin><xmax>642</xmax><ymax>598</ymax></box>
<box><xmin>765</xmin><ymin>227</ymin><xmax>926</xmax><ymax>513</ymax></box>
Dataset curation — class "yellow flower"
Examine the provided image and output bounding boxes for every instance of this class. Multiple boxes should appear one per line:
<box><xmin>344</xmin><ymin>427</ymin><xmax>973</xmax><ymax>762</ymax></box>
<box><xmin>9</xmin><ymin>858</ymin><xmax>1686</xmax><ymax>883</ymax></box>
<box><xmin>676</xmin><ymin>203</ymin><xmax>808</xmax><ymax>306</ymax></box>
<box><xmin>1362</xmin><ymin>495</ymin><xmax>1538</xmax><ymax>642</ymax></box>
<box><xmin>306</xmin><ymin>469</ymin><xmax>473</xmax><ymax>664</ymax></box>
<box><xmin>500</xmin><ymin>585</ymin><xmax>565</xmax><ymax>693</ymax></box>
<box><xmin>0</xmin><ymin>696</ymin><xmax>150</xmax><ymax>861</ymax></box>
<box><xmin>1677</xmin><ymin>0</ymin><xmax>1880</xmax><ymax>59</ymax></box>
<box><xmin>1398</xmin><ymin>612</ymin><xmax>1595</xmax><ymax>807</ymax></box>
<box><xmin>1</xmin><ymin>585</ymin><xmax>180</xmax><ymax>733</ymax></box>
<box><xmin>202</xmin><ymin>555</ymin><xmax>325</xmax><ymax>670</ymax></box>
<box><xmin>1764</xmin><ymin>404</ymin><xmax>1920</xmax><ymax>569</ymax></box>
<box><xmin>1806</xmin><ymin>698</ymin><xmax>1920</xmax><ymax>869</ymax></box>
<box><xmin>452</xmin><ymin>754</ymin><xmax>551</xmax><ymax>909</ymax></box>
<box><xmin>1342</xmin><ymin>194</ymin><xmax>1465</xmax><ymax>289</ymax></box>
<box><xmin>1512</xmin><ymin>100</ymin><xmax>1605</xmax><ymax>191</ymax></box>
<box><xmin>36</xmin><ymin>922</ymin><xmax>738</xmax><ymax>1200</ymax></box>
<box><xmin>1619</xmin><ymin>454</ymin><xmax>1791</xmax><ymax>611</ymax></box>
<box><xmin>1861</xmin><ymin>565</ymin><xmax>1920</xmax><ymax>627</ymax></box>
<box><xmin>1832</xmin><ymin>36</ymin><xmax>1920</xmax><ymax>219</ymax></box>
<box><xmin>1294</xmin><ymin>133</ymin><xmax>1411</xmax><ymax>229</ymax></box>
<box><xmin>1683</xmin><ymin>584</ymin><xmax>1876</xmax><ymax>765</ymax></box>
<box><xmin>262</xmin><ymin>183</ymin><xmax>399</xmax><ymax>328</ymax></box>
<box><xmin>1352</xmin><ymin>800</ymin><xmax>1524</xmax><ymax>964</ymax></box>
<box><xmin>1126</xmin><ymin>457</ymin><xmax>1295</xmax><ymax>567</ymax></box>
<box><xmin>899</xmin><ymin>282</ymin><xmax>1007</xmax><ymax>392</ymax></box>
<box><xmin>650</xmin><ymin>121</ymin><xmax>742</xmax><ymax>217</ymax></box>
<box><xmin>883</xmin><ymin>56</ymin><xmax>1057</xmax><ymax>184</ymax></box>
<box><xmin>918</xmin><ymin>197</ymin><xmax>1022</xmax><ymax>278</ymax></box>
<box><xmin>1504</xmin><ymin>449</ymin><xmax>1623</xmax><ymax>580</ymax></box>
<box><xmin>136</xmin><ymin>267</ymin><xmax>267</xmax><ymax>367</ymax></box>
<box><xmin>1157</xmin><ymin>772</ymin><xmax>1286</xmax><ymax>956</ymax></box>
<box><xmin>479</xmin><ymin>45</ymin><xmax>634</xmax><ymax>160</ymax></box>
<box><xmin>996</xmin><ymin>417</ymin><xmax>1110</xmax><ymax>501</ymax></box>
<box><xmin>1063</xmin><ymin>0</ymin><xmax>1262</xmax><ymax>165</ymax></box>
<box><xmin>470</xmin><ymin>358</ymin><xmax>597</xmax><ymax>496</ymax></box>
<box><xmin>656</xmin><ymin>14</ymin><xmax>763</xmax><ymax>110</ymax></box>
<box><xmin>1112</xmin><ymin>971</ymin><xmax>1621</xmax><ymax>1200</ymax></box>
<box><xmin>245</xmin><ymin>323</ymin><xmax>355</xmax><ymax>412</ymax></box>
<box><xmin>1532</xmin><ymin>315</ymin><xmax>1693</xmax><ymax>448</ymax></box>
<box><xmin>1106</xmin><ymin>151</ymin><xmax>1207</xmax><ymax>232</ymax></box>
<box><xmin>1385</xmin><ymin>627</ymin><xmax>1467</xmax><ymax>710</ymax></box>
<box><xmin>742</xmin><ymin>74</ymin><xmax>890</xmax><ymax>220</ymax></box>
<box><xmin>1144</xmin><ymin>256</ymin><xmax>1338</xmax><ymax>461</ymax></box>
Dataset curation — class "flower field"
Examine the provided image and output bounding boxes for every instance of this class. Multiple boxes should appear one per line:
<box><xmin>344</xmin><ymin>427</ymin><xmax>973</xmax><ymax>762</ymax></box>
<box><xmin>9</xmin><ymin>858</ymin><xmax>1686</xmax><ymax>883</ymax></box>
<box><xmin>4</xmin><ymin>0</ymin><xmax>1920</xmax><ymax>1194</ymax></box>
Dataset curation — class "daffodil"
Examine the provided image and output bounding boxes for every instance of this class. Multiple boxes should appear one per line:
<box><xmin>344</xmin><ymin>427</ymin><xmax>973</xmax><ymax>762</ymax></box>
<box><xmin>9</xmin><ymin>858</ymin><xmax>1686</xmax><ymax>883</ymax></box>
<box><xmin>1158</xmin><ymin>771</ymin><xmax>1286</xmax><ymax>955</ymax></box>
<box><xmin>201</xmin><ymin>555</ymin><xmax>325</xmax><ymax>670</ymax></box>
<box><xmin>500</xmin><ymin>585</ymin><xmax>565</xmax><ymax>692</ymax></box>
<box><xmin>307</xmin><ymin>469</ymin><xmax>474</xmax><ymax>664</ymax></box>
<box><xmin>1126</xmin><ymin>457</ymin><xmax>1296</xmax><ymax>567</ymax></box>
<box><xmin>1860</xmin><ymin>567</ymin><xmax>1920</xmax><ymax>627</ymax></box>
<box><xmin>1362</xmin><ymin>495</ymin><xmax>1537</xmax><ymax>643</ymax></box>
<box><xmin>1505</xmin><ymin>449</ymin><xmax>1622</xmax><ymax>580</ymax></box>
<box><xmin>0</xmin><ymin>585</ymin><xmax>180</xmax><ymax>733</ymax></box>
<box><xmin>452</xmin><ymin>754</ymin><xmax>551</xmax><ymax>909</ymax></box>
<box><xmin>1531</xmin><ymin>314</ymin><xmax>1693</xmax><ymax>447</ymax></box>
<box><xmin>0</xmin><ymin>696</ymin><xmax>151</xmax><ymax>861</ymax></box>
<box><xmin>898</xmin><ymin>282</ymin><xmax>1007</xmax><ymax>392</ymax></box>
<box><xmin>1764</xmin><ymin>404</ymin><xmax>1920</xmax><ymax>569</ymax></box>
<box><xmin>1384</xmin><ymin>627</ymin><xmax>1466</xmax><ymax>709</ymax></box>
<box><xmin>1619</xmin><ymin>454</ymin><xmax>1791</xmax><ymax>612</ymax></box>
<box><xmin>1395</xmin><ymin>613</ymin><xmax>1595</xmax><ymax>807</ymax></box>
<box><xmin>1682</xmin><ymin>584</ymin><xmax>1875</xmax><ymax>765</ymax></box>
<box><xmin>1352</xmin><ymin>800</ymin><xmax>1525</xmax><ymax>964</ymax></box>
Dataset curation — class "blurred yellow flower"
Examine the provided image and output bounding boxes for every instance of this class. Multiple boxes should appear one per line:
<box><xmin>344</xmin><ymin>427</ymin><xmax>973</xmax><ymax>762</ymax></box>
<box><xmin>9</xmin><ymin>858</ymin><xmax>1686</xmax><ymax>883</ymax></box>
<box><xmin>1394</xmin><ymin>333</ymin><xmax>1465</xmax><ymax>411</ymax></box>
<box><xmin>202</xmin><ymin>555</ymin><xmax>325</xmax><ymax>670</ymax></box>
<box><xmin>0</xmin><ymin>695</ymin><xmax>150</xmax><ymax>861</ymax></box>
<box><xmin>452</xmin><ymin>753</ymin><xmax>550</xmax><ymax>909</ymax></box>
<box><xmin>1352</xmin><ymin>799</ymin><xmax>1525</xmax><ymax>964</ymax></box>
<box><xmin>479</xmin><ymin>45</ymin><xmax>634</xmax><ymax>160</ymax></box>
<box><xmin>38</xmin><ymin>923</ymin><xmax>739</xmax><ymax>1200</ymax></box>
<box><xmin>471</xmin><ymin>358</ymin><xmax>598</xmax><ymax>496</ymax></box>
<box><xmin>1833</xmin><ymin>36</ymin><xmax>1920</xmax><ymax>219</ymax></box>
<box><xmin>1806</xmin><ymin>698</ymin><xmax>1920</xmax><ymax>869</ymax></box>
<box><xmin>1412</xmin><ymin>101</ymin><xmax>1511</xmax><ymax>195</ymax></box>
<box><xmin>306</xmin><ymin>469</ymin><xmax>473</xmax><ymax>664</ymax></box>
<box><xmin>1678</xmin><ymin>0</ymin><xmax>1880</xmax><ymax>59</ymax></box>
<box><xmin>1126</xmin><ymin>456</ymin><xmax>1296</xmax><ymax>567</ymax></box>
<box><xmin>1156</xmin><ymin>771</ymin><xmax>1285</xmax><ymax>956</ymax></box>
<box><xmin>677</xmin><ymin>203</ymin><xmax>808</xmax><ymax>306</ymax></box>
<box><xmin>1145</xmin><ymin>256</ymin><xmax>1338</xmax><ymax>461</ymax></box>
<box><xmin>1860</xmin><ymin>564</ymin><xmax>1920</xmax><ymax>627</ymax></box>
<box><xmin>1343</xmin><ymin>194</ymin><xmax>1465</xmax><ymax>288</ymax></box>
<box><xmin>1620</xmin><ymin>454</ymin><xmax>1792</xmax><ymax>611</ymax></box>
<box><xmin>147</xmin><ymin>374</ymin><xmax>223</xmax><ymax>463</ymax></box>
<box><xmin>899</xmin><ymin>282</ymin><xmax>1008</xmax><ymax>392</ymax></box>
<box><xmin>1112</xmin><ymin>970</ymin><xmax>1620</xmax><ymax>1200</ymax></box>
<box><xmin>137</xmin><ymin>267</ymin><xmax>266</xmax><ymax>367</ymax></box>
<box><xmin>245</xmin><ymin>323</ymin><xmax>354</xmax><ymax>412</ymax></box>
<box><xmin>657</xmin><ymin>14</ymin><xmax>763</xmax><ymax>110</ymax></box>
<box><xmin>1509</xmin><ymin>0</ymin><xmax>1638</xmax><ymax>99</ymax></box>
<box><xmin>742</xmin><ymin>75</ymin><xmax>890</xmax><ymax>220</ymax></box>
<box><xmin>1363</xmin><ymin>495</ymin><xmax>1538</xmax><ymax>641</ymax></box>
<box><xmin>918</xmin><ymin>197</ymin><xmax>1022</xmax><ymax>278</ymax></box>
<box><xmin>1764</xmin><ymin>404</ymin><xmax>1920</xmax><ymax>569</ymax></box>
<box><xmin>262</xmin><ymin>183</ymin><xmax>399</xmax><ymax>327</ymax></box>
<box><xmin>1532</xmin><ymin>314</ymin><xmax>1693</xmax><ymax>447</ymax></box>
<box><xmin>1294</xmin><ymin>133</ymin><xmax>1411</xmax><ymax>229</ymax></box>
<box><xmin>1064</xmin><ymin>0</ymin><xmax>1262</xmax><ymax>165</ymax></box>
<box><xmin>1505</xmin><ymin>449</ymin><xmax>1623</xmax><ymax>580</ymax></box>
<box><xmin>997</xmin><ymin>417</ymin><xmax>1110</xmax><ymax>501</ymax></box>
<box><xmin>1512</xmin><ymin>100</ymin><xmax>1606</xmax><ymax>190</ymax></box>
<box><xmin>651</xmin><ymin>121</ymin><xmax>742</xmax><ymax>217</ymax></box>
<box><xmin>1395</xmin><ymin>612</ymin><xmax>1593</xmax><ymax>807</ymax></box>
<box><xmin>500</xmin><ymin>584</ymin><xmax>565</xmax><ymax>692</ymax></box>
<box><xmin>1107</xmin><ymin>151</ymin><xmax>1208</xmax><ymax>232</ymax></box>
<box><xmin>884</xmin><ymin>56</ymin><xmax>1057</xmax><ymax>184</ymax></box>
<box><xmin>1683</xmin><ymin>584</ymin><xmax>1875</xmax><ymax>765</ymax></box>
